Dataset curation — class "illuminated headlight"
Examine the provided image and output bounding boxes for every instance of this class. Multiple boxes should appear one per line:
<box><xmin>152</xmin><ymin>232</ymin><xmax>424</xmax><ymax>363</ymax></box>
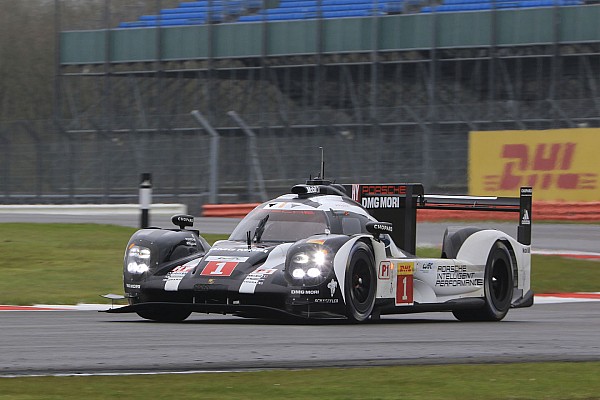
<box><xmin>292</xmin><ymin>268</ymin><xmax>306</xmax><ymax>279</ymax></box>
<box><xmin>292</xmin><ymin>267</ymin><xmax>321</xmax><ymax>279</ymax></box>
<box><xmin>287</xmin><ymin>247</ymin><xmax>331</xmax><ymax>284</ymax></box>
<box><xmin>292</xmin><ymin>250</ymin><xmax>327</xmax><ymax>266</ymax></box>
<box><xmin>292</xmin><ymin>253</ymin><xmax>310</xmax><ymax>264</ymax></box>
<box><xmin>126</xmin><ymin>245</ymin><xmax>151</xmax><ymax>274</ymax></box>
<box><xmin>313</xmin><ymin>250</ymin><xmax>327</xmax><ymax>266</ymax></box>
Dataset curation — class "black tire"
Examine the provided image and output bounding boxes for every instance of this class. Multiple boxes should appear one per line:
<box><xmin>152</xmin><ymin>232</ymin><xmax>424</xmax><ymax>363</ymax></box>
<box><xmin>453</xmin><ymin>241</ymin><xmax>514</xmax><ymax>322</ymax></box>
<box><xmin>136</xmin><ymin>308</ymin><xmax>191</xmax><ymax>322</ymax></box>
<box><xmin>344</xmin><ymin>242</ymin><xmax>376</xmax><ymax>323</ymax></box>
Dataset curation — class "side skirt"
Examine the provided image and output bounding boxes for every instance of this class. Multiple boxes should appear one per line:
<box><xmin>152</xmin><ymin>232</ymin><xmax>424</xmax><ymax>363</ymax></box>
<box><xmin>377</xmin><ymin>298</ymin><xmax>486</xmax><ymax>315</ymax></box>
<box><xmin>104</xmin><ymin>302</ymin><xmax>313</xmax><ymax>320</ymax></box>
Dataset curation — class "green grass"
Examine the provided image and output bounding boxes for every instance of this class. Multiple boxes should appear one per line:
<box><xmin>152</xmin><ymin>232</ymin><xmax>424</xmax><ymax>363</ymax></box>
<box><xmin>531</xmin><ymin>255</ymin><xmax>600</xmax><ymax>293</ymax></box>
<box><xmin>1</xmin><ymin>362</ymin><xmax>600</xmax><ymax>399</ymax></box>
<box><xmin>0</xmin><ymin>223</ymin><xmax>223</xmax><ymax>305</ymax></box>
<box><xmin>0</xmin><ymin>223</ymin><xmax>598</xmax><ymax>305</ymax></box>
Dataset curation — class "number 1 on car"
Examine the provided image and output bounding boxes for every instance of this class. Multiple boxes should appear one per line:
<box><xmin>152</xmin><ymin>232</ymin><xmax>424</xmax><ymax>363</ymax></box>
<box><xmin>200</xmin><ymin>261</ymin><xmax>239</xmax><ymax>277</ymax></box>
<box><xmin>396</xmin><ymin>262</ymin><xmax>414</xmax><ymax>305</ymax></box>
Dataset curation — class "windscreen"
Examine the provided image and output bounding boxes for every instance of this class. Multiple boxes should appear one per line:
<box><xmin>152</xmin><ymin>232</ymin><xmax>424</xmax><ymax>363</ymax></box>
<box><xmin>229</xmin><ymin>208</ymin><xmax>330</xmax><ymax>243</ymax></box>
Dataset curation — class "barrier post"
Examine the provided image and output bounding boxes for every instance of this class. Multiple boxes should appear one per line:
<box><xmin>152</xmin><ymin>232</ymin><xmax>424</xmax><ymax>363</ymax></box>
<box><xmin>191</xmin><ymin>110</ymin><xmax>219</xmax><ymax>204</ymax></box>
<box><xmin>227</xmin><ymin>110</ymin><xmax>268</xmax><ymax>202</ymax></box>
<box><xmin>140</xmin><ymin>173</ymin><xmax>152</xmax><ymax>228</ymax></box>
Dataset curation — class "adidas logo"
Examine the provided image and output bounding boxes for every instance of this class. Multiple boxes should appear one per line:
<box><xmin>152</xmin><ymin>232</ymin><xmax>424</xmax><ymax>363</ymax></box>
<box><xmin>521</xmin><ymin>209</ymin><xmax>531</xmax><ymax>225</ymax></box>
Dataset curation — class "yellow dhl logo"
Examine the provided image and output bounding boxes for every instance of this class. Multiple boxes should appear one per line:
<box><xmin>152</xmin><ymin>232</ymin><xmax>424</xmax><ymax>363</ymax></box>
<box><xmin>397</xmin><ymin>262</ymin><xmax>414</xmax><ymax>275</ymax></box>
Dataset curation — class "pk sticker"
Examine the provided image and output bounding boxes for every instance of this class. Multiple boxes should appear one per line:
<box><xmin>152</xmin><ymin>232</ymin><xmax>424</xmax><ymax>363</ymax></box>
<box><xmin>378</xmin><ymin>261</ymin><xmax>393</xmax><ymax>280</ymax></box>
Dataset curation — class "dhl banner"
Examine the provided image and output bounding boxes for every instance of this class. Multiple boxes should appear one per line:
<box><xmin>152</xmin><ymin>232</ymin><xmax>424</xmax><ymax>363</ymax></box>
<box><xmin>469</xmin><ymin>129</ymin><xmax>600</xmax><ymax>201</ymax></box>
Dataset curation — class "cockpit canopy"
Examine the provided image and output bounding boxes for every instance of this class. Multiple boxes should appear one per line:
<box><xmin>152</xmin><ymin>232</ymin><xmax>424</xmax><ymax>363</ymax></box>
<box><xmin>228</xmin><ymin>205</ymin><xmax>374</xmax><ymax>243</ymax></box>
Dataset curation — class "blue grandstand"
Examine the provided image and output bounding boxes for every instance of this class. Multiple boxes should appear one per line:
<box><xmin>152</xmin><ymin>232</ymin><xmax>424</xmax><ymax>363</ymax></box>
<box><xmin>118</xmin><ymin>0</ymin><xmax>584</xmax><ymax>27</ymax></box>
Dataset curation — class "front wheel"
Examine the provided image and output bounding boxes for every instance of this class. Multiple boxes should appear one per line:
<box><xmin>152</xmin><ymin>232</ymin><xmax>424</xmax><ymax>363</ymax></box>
<box><xmin>344</xmin><ymin>242</ymin><xmax>376</xmax><ymax>323</ymax></box>
<box><xmin>136</xmin><ymin>308</ymin><xmax>191</xmax><ymax>322</ymax></box>
<box><xmin>129</xmin><ymin>295</ymin><xmax>192</xmax><ymax>322</ymax></box>
<box><xmin>453</xmin><ymin>241</ymin><xmax>514</xmax><ymax>322</ymax></box>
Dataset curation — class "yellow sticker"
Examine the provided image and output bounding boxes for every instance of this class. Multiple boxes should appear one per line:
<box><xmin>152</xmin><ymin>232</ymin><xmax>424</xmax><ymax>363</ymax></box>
<box><xmin>397</xmin><ymin>262</ymin><xmax>414</xmax><ymax>276</ymax></box>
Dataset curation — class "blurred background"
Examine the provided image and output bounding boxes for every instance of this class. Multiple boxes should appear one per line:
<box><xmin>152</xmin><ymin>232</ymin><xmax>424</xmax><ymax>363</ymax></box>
<box><xmin>1</xmin><ymin>0</ymin><xmax>599</xmax><ymax>214</ymax></box>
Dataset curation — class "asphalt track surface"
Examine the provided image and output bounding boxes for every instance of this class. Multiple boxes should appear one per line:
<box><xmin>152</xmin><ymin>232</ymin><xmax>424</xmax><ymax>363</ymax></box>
<box><xmin>1</xmin><ymin>214</ymin><xmax>599</xmax><ymax>376</ymax></box>
<box><xmin>0</xmin><ymin>302</ymin><xmax>599</xmax><ymax>376</ymax></box>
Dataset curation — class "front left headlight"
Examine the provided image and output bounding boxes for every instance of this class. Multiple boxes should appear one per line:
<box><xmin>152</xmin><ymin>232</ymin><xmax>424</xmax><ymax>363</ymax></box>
<box><xmin>126</xmin><ymin>245</ymin><xmax>151</xmax><ymax>274</ymax></box>
<box><xmin>287</xmin><ymin>246</ymin><xmax>332</xmax><ymax>285</ymax></box>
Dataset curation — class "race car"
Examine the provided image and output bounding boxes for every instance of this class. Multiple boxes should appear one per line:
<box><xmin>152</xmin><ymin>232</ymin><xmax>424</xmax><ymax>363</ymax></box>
<box><xmin>106</xmin><ymin>178</ymin><xmax>533</xmax><ymax>323</ymax></box>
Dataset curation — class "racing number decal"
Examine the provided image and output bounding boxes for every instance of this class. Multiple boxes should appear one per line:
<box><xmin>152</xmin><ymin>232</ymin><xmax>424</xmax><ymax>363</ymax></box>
<box><xmin>397</xmin><ymin>276</ymin><xmax>411</xmax><ymax>301</ymax></box>
<box><xmin>396</xmin><ymin>262</ymin><xmax>414</xmax><ymax>306</ymax></box>
<box><xmin>200</xmin><ymin>261</ymin><xmax>239</xmax><ymax>277</ymax></box>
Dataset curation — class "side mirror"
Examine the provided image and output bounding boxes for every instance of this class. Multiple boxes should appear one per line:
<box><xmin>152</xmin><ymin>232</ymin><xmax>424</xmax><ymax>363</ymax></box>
<box><xmin>366</xmin><ymin>221</ymin><xmax>393</xmax><ymax>240</ymax></box>
<box><xmin>172</xmin><ymin>214</ymin><xmax>194</xmax><ymax>230</ymax></box>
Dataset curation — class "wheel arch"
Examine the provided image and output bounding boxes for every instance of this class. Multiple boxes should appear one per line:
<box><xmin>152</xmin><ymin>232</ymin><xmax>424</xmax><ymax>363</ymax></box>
<box><xmin>486</xmin><ymin>238</ymin><xmax>519</xmax><ymax>294</ymax></box>
<box><xmin>332</xmin><ymin>235</ymin><xmax>378</xmax><ymax>312</ymax></box>
<box><xmin>455</xmin><ymin>230</ymin><xmax>520</xmax><ymax>293</ymax></box>
<box><xmin>453</xmin><ymin>237</ymin><xmax>517</xmax><ymax>322</ymax></box>
<box><xmin>499</xmin><ymin>238</ymin><xmax>519</xmax><ymax>292</ymax></box>
<box><xmin>455</xmin><ymin>230</ymin><xmax>518</xmax><ymax>267</ymax></box>
<box><xmin>441</xmin><ymin>226</ymin><xmax>484</xmax><ymax>259</ymax></box>
<box><xmin>342</xmin><ymin>239</ymin><xmax>377</xmax><ymax>322</ymax></box>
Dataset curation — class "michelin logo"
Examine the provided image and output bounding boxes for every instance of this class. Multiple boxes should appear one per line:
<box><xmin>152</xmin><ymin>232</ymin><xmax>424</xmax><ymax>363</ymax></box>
<box><xmin>362</xmin><ymin>196</ymin><xmax>401</xmax><ymax>208</ymax></box>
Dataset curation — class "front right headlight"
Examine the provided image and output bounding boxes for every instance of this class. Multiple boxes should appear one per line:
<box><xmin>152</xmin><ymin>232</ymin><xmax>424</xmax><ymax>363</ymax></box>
<box><xmin>286</xmin><ymin>246</ymin><xmax>332</xmax><ymax>286</ymax></box>
<box><xmin>126</xmin><ymin>245</ymin><xmax>151</xmax><ymax>274</ymax></box>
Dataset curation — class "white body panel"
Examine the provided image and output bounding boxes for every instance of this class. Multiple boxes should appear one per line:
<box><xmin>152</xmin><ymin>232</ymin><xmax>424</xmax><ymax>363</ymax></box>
<box><xmin>249</xmin><ymin>190</ymin><xmax>531</xmax><ymax>312</ymax></box>
<box><xmin>366</xmin><ymin>230</ymin><xmax>531</xmax><ymax>307</ymax></box>
<box><xmin>456</xmin><ymin>230</ymin><xmax>531</xmax><ymax>294</ymax></box>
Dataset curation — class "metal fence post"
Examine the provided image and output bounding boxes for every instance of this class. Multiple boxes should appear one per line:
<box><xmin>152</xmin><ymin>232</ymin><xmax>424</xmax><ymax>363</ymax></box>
<box><xmin>227</xmin><ymin>110</ymin><xmax>268</xmax><ymax>202</ymax></box>
<box><xmin>0</xmin><ymin>129</ymin><xmax>9</xmax><ymax>198</ymax></box>
<box><xmin>191</xmin><ymin>110</ymin><xmax>219</xmax><ymax>204</ymax></box>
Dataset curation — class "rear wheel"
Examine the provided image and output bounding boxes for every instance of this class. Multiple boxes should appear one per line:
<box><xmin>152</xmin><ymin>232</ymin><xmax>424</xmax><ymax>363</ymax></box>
<box><xmin>453</xmin><ymin>241</ymin><xmax>514</xmax><ymax>322</ymax></box>
<box><xmin>344</xmin><ymin>242</ymin><xmax>376</xmax><ymax>323</ymax></box>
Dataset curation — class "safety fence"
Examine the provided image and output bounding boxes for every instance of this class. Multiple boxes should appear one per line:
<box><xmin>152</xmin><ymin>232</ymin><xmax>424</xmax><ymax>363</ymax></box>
<box><xmin>0</xmin><ymin>113</ymin><xmax>472</xmax><ymax>214</ymax></box>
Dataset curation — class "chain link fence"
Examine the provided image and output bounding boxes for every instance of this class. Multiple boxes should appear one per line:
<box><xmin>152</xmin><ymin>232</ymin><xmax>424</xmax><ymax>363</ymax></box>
<box><xmin>1</xmin><ymin>112</ymin><xmax>471</xmax><ymax>214</ymax></box>
<box><xmin>3</xmin><ymin>98</ymin><xmax>594</xmax><ymax>214</ymax></box>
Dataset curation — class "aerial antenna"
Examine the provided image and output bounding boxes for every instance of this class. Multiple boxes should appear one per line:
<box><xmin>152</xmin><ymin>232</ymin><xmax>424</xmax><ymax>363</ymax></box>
<box><xmin>319</xmin><ymin>147</ymin><xmax>325</xmax><ymax>179</ymax></box>
<box><xmin>305</xmin><ymin>147</ymin><xmax>330</xmax><ymax>186</ymax></box>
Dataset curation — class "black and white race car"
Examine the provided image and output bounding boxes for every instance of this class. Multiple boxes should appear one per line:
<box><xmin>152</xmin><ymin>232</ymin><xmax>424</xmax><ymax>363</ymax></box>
<box><xmin>106</xmin><ymin>179</ymin><xmax>533</xmax><ymax>323</ymax></box>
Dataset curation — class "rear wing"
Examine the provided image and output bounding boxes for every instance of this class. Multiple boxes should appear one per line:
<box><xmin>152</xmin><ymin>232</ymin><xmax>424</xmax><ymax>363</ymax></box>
<box><xmin>342</xmin><ymin>184</ymin><xmax>532</xmax><ymax>254</ymax></box>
